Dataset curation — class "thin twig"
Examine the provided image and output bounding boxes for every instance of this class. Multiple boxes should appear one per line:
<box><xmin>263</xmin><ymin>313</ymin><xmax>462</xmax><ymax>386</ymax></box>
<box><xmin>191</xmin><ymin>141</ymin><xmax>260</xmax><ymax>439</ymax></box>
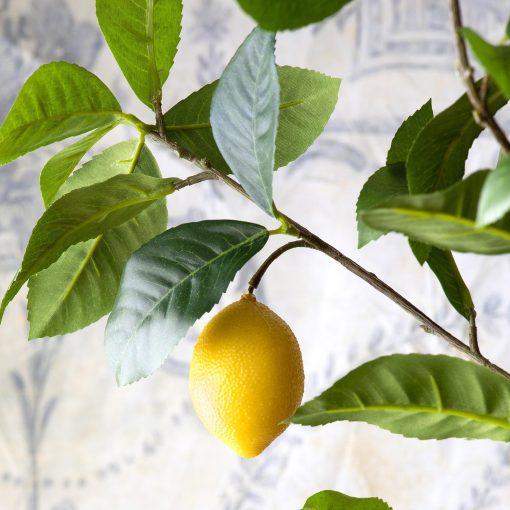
<box><xmin>154</xmin><ymin>98</ymin><xmax>167</xmax><ymax>141</ymax></box>
<box><xmin>173</xmin><ymin>171</ymin><xmax>218</xmax><ymax>191</ymax></box>
<box><xmin>248</xmin><ymin>240</ymin><xmax>312</xmax><ymax>293</ymax></box>
<box><xmin>449</xmin><ymin>0</ymin><xmax>510</xmax><ymax>153</ymax></box>
<box><xmin>469</xmin><ymin>308</ymin><xmax>480</xmax><ymax>356</ymax></box>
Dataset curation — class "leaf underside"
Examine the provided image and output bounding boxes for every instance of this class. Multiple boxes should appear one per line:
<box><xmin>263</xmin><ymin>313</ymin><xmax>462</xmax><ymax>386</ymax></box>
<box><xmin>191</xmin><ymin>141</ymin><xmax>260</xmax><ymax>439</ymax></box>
<box><xmin>164</xmin><ymin>66</ymin><xmax>340</xmax><ymax>175</ymax></box>
<box><xmin>211</xmin><ymin>27</ymin><xmax>279</xmax><ymax>216</ymax></box>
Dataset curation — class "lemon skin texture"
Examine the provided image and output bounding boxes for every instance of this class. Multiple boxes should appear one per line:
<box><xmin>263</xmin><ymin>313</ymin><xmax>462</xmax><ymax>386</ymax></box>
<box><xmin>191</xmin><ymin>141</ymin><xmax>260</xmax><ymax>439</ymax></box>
<box><xmin>189</xmin><ymin>294</ymin><xmax>304</xmax><ymax>458</ymax></box>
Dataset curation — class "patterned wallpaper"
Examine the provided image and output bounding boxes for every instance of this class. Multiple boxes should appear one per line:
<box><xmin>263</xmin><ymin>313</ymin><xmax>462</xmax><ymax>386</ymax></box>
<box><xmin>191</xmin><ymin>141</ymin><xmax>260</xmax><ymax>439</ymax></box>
<box><xmin>2</xmin><ymin>1</ymin><xmax>510</xmax><ymax>509</ymax></box>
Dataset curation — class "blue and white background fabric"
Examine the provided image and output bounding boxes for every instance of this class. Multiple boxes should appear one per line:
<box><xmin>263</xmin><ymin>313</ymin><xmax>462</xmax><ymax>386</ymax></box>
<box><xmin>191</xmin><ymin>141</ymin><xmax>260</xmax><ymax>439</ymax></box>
<box><xmin>1</xmin><ymin>1</ymin><xmax>510</xmax><ymax>508</ymax></box>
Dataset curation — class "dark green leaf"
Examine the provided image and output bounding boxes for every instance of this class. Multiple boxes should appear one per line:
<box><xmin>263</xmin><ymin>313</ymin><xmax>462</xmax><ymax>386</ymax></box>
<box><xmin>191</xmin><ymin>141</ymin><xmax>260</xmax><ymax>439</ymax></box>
<box><xmin>387</xmin><ymin>100</ymin><xmax>434</xmax><ymax>264</ymax></box>
<box><xmin>27</xmin><ymin>141</ymin><xmax>168</xmax><ymax>339</ymax></box>
<box><xmin>477</xmin><ymin>154</ymin><xmax>510</xmax><ymax>226</ymax></box>
<box><xmin>105</xmin><ymin>220</ymin><xmax>268</xmax><ymax>385</ymax></box>
<box><xmin>40</xmin><ymin>123</ymin><xmax>118</xmax><ymax>207</ymax></box>
<box><xmin>387</xmin><ymin>100</ymin><xmax>433</xmax><ymax>165</ymax></box>
<box><xmin>236</xmin><ymin>0</ymin><xmax>353</xmax><ymax>31</ymax></box>
<box><xmin>96</xmin><ymin>0</ymin><xmax>182</xmax><ymax>109</ymax></box>
<box><xmin>303</xmin><ymin>490</ymin><xmax>392</xmax><ymax>510</ymax></box>
<box><xmin>463</xmin><ymin>28</ymin><xmax>510</xmax><ymax>99</ymax></box>
<box><xmin>426</xmin><ymin>248</ymin><xmax>473</xmax><ymax>319</ymax></box>
<box><xmin>408</xmin><ymin>240</ymin><xmax>431</xmax><ymax>265</ymax></box>
<box><xmin>406</xmin><ymin>83</ymin><xmax>506</xmax><ymax>194</ymax></box>
<box><xmin>164</xmin><ymin>66</ymin><xmax>340</xmax><ymax>174</ymax></box>
<box><xmin>211</xmin><ymin>28</ymin><xmax>279</xmax><ymax>216</ymax></box>
<box><xmin>0</xmin><ymin>62</ymin><xmax>125</xmax><ymax>165</ymax></box>
<box><xmin>291</xmin><ymin>354</ymin><xmax>510</xmax><ymax>441</ymax></box>
<box><xmin>362</xmin><ymin>170</ymin><xmax>510</xmax><ymax>254</ymax></box>
<box><xmin>0</xmin><ymin>173</ymin><xmax>176</xmax><ymax>321</ymax></box>
<box><xmin>356</xmin><ymin>163</ymin><xmax>408</xmax><ymax>248</ymax></box>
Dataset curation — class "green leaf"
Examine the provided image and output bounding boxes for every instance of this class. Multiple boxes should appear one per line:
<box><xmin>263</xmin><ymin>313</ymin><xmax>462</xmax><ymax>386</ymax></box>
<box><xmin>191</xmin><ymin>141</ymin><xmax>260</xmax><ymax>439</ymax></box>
<box><xmin>356</xmin><ymin>163</ymin><xmax>408</xmax><ymax>248</ymax></box>
<box><xmin>274</xmin><ymin>66</ymin><xmax>340</xmax><ymax>169</ymax></box>
<box><xmin>426</xmin><ymin>248</ymin><xmax>473</xmax><ymax>319</ymax></box>
<box><xmin>236</xmin><ymin>0</ymin><xmax>353</xmax><ymax>31</ymax></box>
<box><xmin>27</xmin><ymin>141</ymin><xmax>168</xmax><ymax>339</ymax></box>
<box><xmin>0</xmin><ymin>62</ymin><xmax>125</xmax><ymax>165</ymax></box>
<box><xmin>105</xmin><ymin>220</ymin><xmax>268</xmax><ymax>385</ymax></box>
<box><xmin>96</xmin><ymin>0</ymin><xmax>182</xmax><ymax>109</ymax></box>
<box><xmin>387</xmin><ymin>100</ymin><xmax>434</xmax><ymax>264</ymax></box>
<box><xmin>291</xmin><ymin>354</ymin><xmax>510</xmax><ymax>441</ymax></box>
<box><xmin>0</xmin><ymin>173</ymin><xmax>176</xmax><ymax>322</ymax></box>
<box><xmin>408</xmin><ymin>240</ymin><xmax>431</xmax><ymax>265</ymax></box>
<box><xmin>477</xmin><ymin>154</ymin><xmax>510</xmax><ymax>226</ymax></box>
<box><xmin>303</xmin><ymin>490</ymin><xmax>392</xmax><ymax>510</ymax></box>
<box><xmin>406</xmin><ymin>83</ymin><xmax>506</xmax><ymax>194</ymax></box>
<box><xmin>211</xmin><ymin>28</ymin><xmax>279</xmax><ymax>216</ymax></box>
<box><xmin>361</xmin><ymin>170</ymin><xmax>510</xmax><ymax>254</ymax></box>
<box><xmin>387</xmin><ymin>100</ymin><xmax>433</xmax><ymax>166</ymax></box>
<box><xmin>463</xmin><ymin>28</ymin><xmax>510</xmax><ymax>99</ymax></box>
<box><xmin>164</xmin><ymin>66</ymin><xmax>339</xmax><ymax>174</ymax></box>
<box><xmin>40</xmin><ymin>124</ymin><xmax>118</xmax><ymax>207</ymax></box>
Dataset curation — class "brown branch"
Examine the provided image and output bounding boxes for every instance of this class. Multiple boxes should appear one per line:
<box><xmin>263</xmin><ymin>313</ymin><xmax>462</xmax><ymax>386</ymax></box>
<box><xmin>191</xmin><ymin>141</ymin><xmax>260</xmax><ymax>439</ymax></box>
<box><xmin>154</xmin><ymin>133</ymin><xmax>510</xmax><ymax>380</ymax></box>
<box><xmin>173</xmin><ymin>171</ymin><xmax>217</xmax><ymax>191</ymax></box>
<box><xmin>449</xmin><ymin>0</ymin><xmax>510</xmax><ymax>153</ymax></box>
<box><xmin>469</xmin><ymin>308</ymin><xmax>481</xmax><ymax>356</ymax></box>
<box><xmin>154</xmin><ymin>98</ymin><xmax>167</xmax><ymax>141</ymax></box>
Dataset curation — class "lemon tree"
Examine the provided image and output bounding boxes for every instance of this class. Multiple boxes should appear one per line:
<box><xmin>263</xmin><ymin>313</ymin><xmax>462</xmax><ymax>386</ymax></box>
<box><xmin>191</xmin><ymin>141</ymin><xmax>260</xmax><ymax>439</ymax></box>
<box><xmin>2</xmin><ymin>0</ymin><xmax>510</xmax><ymax>506</ymax></box>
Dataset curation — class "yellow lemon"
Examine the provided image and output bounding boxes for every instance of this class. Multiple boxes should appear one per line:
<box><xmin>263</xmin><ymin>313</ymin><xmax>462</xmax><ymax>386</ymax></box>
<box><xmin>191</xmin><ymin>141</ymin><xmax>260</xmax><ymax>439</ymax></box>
<box><xmin>189</xmin><ymin>293</ymin><xmax>304</xmax><ymax>458</ymax></box>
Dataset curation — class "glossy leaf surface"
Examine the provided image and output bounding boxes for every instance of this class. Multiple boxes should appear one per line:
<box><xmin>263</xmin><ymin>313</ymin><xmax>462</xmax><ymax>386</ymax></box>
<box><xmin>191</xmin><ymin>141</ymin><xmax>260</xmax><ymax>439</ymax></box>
<box><xmin>105</xmin><ymin>220</ymin><xmax>268</xmax><ymax>385</ymax></box>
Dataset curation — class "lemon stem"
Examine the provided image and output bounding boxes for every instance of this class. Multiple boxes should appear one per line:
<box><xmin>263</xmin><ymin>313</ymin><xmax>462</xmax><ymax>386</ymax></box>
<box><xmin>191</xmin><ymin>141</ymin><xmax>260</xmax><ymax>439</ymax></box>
<box><xmin>247</xmin><ymin>240</ymin><xmax>313</xmax><ymax>294</ymax></box>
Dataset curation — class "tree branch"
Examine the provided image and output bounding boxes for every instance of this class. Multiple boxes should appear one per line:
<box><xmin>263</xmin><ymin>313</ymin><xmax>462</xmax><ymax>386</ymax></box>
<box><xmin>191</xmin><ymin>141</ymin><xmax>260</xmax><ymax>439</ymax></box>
<box><xmin>449</xmin><ymin>0</ymin><xmax>510</xmax><ymax>153</ymax></box>
<box><xmin>469</xmin><ymin>308</ymin><xmax>480</xmax><ymax>356</ymax></box>
<box><xmin>173</xmin><ymin>171</ymin><xmax>218</xmax><ymax>191</ymax></box>
<box><xmin>153</xmin><ymin>133</ymin><xmax>510</xmax><ymax>381</ymax></box>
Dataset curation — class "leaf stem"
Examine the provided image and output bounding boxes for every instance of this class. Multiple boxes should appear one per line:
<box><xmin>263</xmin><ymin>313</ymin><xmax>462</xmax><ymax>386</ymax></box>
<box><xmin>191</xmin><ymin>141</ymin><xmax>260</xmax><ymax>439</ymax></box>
<box><xmin>153</xmin><ymin>132</ymin><xmax>510</xmax><ymax>381</ymax></box>
<box><xmin>128</xmin><ymin>133</ymin><xmax>146</xmax><ymax>174</ymax></box>
<box><xmin>449</xmin><ymin>0</ymin><xmax>510</xmax><ymax>153</ymax></box>
<box><xmin>247</xmin><ymin>240</ymin><xmax>312</xmax><ymax>294</ymax></box>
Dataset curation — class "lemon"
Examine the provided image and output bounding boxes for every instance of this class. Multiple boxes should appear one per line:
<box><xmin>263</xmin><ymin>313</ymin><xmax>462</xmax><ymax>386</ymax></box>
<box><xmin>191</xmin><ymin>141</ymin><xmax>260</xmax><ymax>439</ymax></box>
<box><xmin>189</xmin><ymin>293</ymin><xmax>304</xmax><ymax>458</ymax></box>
